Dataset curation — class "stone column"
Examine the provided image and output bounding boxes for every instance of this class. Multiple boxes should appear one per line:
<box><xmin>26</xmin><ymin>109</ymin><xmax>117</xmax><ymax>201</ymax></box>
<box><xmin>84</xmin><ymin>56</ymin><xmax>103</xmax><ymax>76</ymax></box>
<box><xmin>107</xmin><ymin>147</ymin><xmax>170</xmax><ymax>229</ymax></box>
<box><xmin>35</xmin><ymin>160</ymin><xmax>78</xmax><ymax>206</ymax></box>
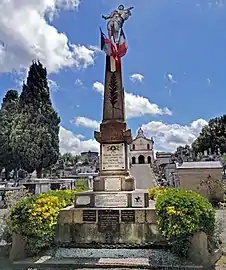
<box><xmin>94</xmin><ymin>56</ymin><xmax>135</xmax><ymax>192</ymax></box>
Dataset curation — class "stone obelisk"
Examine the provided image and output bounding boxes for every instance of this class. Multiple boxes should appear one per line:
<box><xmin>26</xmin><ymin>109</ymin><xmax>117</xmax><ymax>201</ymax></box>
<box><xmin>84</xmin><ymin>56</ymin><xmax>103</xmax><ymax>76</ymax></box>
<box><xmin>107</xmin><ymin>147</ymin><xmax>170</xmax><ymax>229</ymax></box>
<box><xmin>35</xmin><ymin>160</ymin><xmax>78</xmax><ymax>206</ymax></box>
<box><xmin>94</xmin><ymin>56</ymin><xmax>135</xmax><ymax>192</ymax></box>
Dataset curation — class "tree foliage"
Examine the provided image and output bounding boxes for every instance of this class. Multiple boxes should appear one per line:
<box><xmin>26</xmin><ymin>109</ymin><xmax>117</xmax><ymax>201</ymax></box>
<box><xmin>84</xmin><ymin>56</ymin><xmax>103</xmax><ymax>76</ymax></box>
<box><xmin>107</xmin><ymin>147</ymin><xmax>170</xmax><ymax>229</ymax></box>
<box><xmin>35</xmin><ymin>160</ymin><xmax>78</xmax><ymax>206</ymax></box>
<box><xmin>174</xmin><ymin>145</ymin><xmax>192</xmax><ymax>162</ymax></box>
<box><xmin>0</xmin><ymin>90</ymin><xmax>19</xmax><ymax>178</ymax></box>
<box><xmin>192</xmin><ymin>115</ymin><xmax>226</xmax><ymax>155</ymax></box>
<box><xmin>11</xmin><ymin>61</ymin><xmax>60</xmax><ymax>178</ymax></box>
<box><xmin>43</xmin><ymin>152</ymin><xmax>79</xmax><ymax>178</ymax></box>
<box><xmin>59</xmin><ymin>152</ymin><xmax>79</xmax><ymax>167</ymax></box>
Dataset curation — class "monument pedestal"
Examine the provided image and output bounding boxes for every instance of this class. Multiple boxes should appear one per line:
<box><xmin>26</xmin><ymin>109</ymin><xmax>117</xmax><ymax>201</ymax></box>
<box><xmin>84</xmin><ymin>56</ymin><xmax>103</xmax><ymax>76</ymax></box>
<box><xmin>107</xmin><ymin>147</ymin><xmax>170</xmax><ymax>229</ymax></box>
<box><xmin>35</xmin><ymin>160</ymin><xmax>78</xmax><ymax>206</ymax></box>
<box><xmin>56</xmin><ymin>54</ymin><xmax>154</xmax><ymax>245</ymax></box>
<box><xmin>74</xmin><ymin>190</ymin><xmax>149</xmax><ymax>208</ymax></box>
<box><xmin>56</xmin><ymin>206</ymin><xmax>158</xmax><ymax>245</ymax></box>
<box><xmin>93</xmin><ymin>172</ymin><xmax>135</xmax><ymax>192</ymax></box>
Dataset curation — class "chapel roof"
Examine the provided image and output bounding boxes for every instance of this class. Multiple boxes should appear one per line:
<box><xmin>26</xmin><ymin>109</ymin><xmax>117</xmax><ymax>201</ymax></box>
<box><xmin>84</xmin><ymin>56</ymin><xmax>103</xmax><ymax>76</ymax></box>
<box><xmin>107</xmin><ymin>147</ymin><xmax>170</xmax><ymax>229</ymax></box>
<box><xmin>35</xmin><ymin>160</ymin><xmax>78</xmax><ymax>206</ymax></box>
<box><xmin>133</xmin><ymin>127</ymin><xmax>154</xmax><ymax>143</ymax></box>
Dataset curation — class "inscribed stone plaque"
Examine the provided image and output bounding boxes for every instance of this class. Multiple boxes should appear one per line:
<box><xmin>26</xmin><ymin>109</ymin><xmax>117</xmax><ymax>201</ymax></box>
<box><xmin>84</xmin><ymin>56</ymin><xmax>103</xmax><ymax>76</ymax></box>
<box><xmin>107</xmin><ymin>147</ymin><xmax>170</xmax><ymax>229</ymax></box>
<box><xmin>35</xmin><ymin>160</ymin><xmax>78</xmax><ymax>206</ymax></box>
<box><xmin>76</xmin><ymin>196</ymin><xmax>91</xmax><ymax>206</ymax></box>
<box><xmin>105</xmin><ymin>177</ymin><xmax>121</xmax><ymax>191</ymax></box>
<box><xmin>102</xmin><ymin>143</ymin><xmax>125</xmax><ymax>170</ymax></box>
<box><xmin>132</xmin><ymin>193</ymin><xmax>145</xmax><ymax>207</ymax></box>
<box><xmin>83</xmin><ymin>210</ymin><xmax>96</xmax><ymax>222</ymax></box>
<box><xmin>121</xmin><ymin>210</ymin><xmax>135</xmax><ymax>222</ymax></box>
<box><xmin>98</xmin><ymin>210</ymin><xmax>119</xmax><ymax>232</ymax></box>
<box><xmin>95</xmin><ymin>193</ymin><xmax>127</xmax><ymax>208</ymax></box>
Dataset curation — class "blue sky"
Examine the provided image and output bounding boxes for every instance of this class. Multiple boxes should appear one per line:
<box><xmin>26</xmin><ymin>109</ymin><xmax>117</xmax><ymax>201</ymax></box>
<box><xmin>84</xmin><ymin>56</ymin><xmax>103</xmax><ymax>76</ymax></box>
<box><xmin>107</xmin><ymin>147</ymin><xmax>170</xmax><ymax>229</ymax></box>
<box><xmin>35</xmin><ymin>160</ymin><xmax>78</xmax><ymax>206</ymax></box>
<box><xmin>0</xmin><ymin>0</ymin><xmax>225</xmax><ymax>153</ymax></box>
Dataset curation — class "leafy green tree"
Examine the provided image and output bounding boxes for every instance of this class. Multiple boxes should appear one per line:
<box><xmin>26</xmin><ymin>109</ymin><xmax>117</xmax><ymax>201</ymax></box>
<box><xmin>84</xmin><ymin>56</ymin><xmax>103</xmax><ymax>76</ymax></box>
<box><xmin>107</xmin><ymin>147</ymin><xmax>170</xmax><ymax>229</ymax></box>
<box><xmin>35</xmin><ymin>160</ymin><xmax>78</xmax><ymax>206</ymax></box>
<box><xmin>43</xmin><ymin>153</ymin><xmax>79</xmax><ymax>178</ymax></box>
<box><xmin>60</xmin><ymin>152</ymin><xmax>79</xmax><ymax>167</ymax></box>
<box><xmin>192</xmin><ymin>115</ymin><xmax>226</xmax><ymax>156</ymax></box>
<box><xmin>11</xmin><ymin>61</ymin><xmax>60</xmax><ymax>178</ymax></box>
<box><xmin>0</xmin><ymin>90</ymin><xmax>19</xmax><ymax>179</ymax></box>
<box><xmin>174</xmin><ymin>145</ymin><xmax>192</xmax><ymax>162</ymax></box>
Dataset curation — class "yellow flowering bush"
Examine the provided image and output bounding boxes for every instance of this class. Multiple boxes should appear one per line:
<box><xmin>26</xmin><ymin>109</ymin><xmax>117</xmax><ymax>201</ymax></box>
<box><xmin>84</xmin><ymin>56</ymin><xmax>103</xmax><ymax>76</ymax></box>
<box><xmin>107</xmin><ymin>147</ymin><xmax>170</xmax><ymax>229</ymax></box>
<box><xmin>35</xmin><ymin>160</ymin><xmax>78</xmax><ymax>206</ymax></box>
<box><xmin>8</xmin><ymin>189</ymin><xmax>83</xmax><ymax>254</ymax></box>
<box><xmin>148</xmin><ymin>186</ymin><xmax>167</xmax><ymax>200</ymax></box>
<box><xmin>155</xmin><ymin>188</ymin><xmax>215</xmax><ymax>240</ymax></box>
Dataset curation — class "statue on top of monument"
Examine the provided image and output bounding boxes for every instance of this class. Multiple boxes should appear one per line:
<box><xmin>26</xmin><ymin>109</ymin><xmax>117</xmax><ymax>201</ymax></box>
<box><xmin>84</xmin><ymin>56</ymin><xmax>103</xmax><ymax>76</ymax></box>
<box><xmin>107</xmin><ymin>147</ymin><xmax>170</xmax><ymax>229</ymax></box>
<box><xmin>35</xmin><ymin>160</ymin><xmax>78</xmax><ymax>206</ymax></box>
<box><xmin>102</xmin><ymin>4</ymin><xmax>133</xmax><ymax>44</ymax></box>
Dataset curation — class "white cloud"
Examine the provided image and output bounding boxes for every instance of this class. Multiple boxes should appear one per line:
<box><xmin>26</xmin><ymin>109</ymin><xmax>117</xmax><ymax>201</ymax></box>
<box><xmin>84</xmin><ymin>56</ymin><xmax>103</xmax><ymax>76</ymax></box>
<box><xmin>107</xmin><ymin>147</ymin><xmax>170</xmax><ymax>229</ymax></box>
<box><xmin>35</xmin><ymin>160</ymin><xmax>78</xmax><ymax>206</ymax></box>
<box><xmin>55</xmin><ymin>0</ymin><xmax>80</xmax><ymax>9</ymax></box>
<box><xmin>0</xmin><ymin>0</ymin><xmax>96</xmax><ymax>73</ymax></box>
<box><xmin>89</xmin><ymin>45</ymin><xmax>101</xmax><ymax>53</ymax></box>
<box><xmin>59</xmin><ymin>126</ymin><xmax>99</xmax><ymax>155</ymax></box>
<box><xmin>72</xmin><ymin>116</ymin><xmax>100</xmax><ymax>130</ymax></box>
<box><xmin>166</xmin><ymin>73</ymin><xmax>176</xmax><ymax>84</ymax></box>
<box><xmin>93</xmin><ymin>81</ymin><xmax>104</xmax><ymax>94</ymax></box>
<box><xmin>74</xmin><ymin>134</ymin><xmax>85</xmax><ymax>139</ymax></box>
<box><xmin>48</xmin><ymin>79</ymin><xmax>59</xmax><ymax>92</ymax></box>
<box><xmin>206</xmin><ymin>78</ymin><xmax>211</xmax><ymax>85</ymax></box>
<box><xmin>125</xmin><ymin>92</ymin><xmax>172</xmax><ymax>118</ymax></box>
<box><xmin>92</xmin><ymin>81</ymin><xmax>172</xmax><ymax>118</ymax></box>
<box><xmin>71</xmin><ymin>44</ymin><xmax>95</xmax><ymax>69</ymax></box>
<box><xmin>130</xmin><ymin>73</ymin><xmax>144</xmax><ymax>83</ymax></box>
<box><xmin>141</xmin><ymin>119</ymin><xmax>208</xmax><ymax>152</ymax></box>
<box><xmin>75</xmin><ymin>78</ymin><xmax>83</xmax><ymax>86</ymax></box>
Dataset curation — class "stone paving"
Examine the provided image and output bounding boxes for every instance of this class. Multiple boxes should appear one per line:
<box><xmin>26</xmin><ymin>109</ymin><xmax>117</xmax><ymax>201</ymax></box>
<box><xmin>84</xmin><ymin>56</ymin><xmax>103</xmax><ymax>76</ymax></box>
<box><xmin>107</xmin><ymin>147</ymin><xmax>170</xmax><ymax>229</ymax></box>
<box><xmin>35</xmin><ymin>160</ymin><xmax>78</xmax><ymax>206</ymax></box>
<box><xmin>12</xmin><ymin>247</ymin><xmax>202</xmax><ymax>269</ymax></box>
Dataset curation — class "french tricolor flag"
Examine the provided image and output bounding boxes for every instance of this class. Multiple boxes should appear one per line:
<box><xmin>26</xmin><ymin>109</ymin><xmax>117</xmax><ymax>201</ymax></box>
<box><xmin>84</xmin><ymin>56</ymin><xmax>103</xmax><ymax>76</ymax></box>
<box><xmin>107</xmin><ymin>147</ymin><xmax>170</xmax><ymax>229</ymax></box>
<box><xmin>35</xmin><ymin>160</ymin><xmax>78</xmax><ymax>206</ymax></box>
<box><xmin>100</xmin><ymin>28</ymin><xmax>112</xmax><ymax>56</ymax></box>
<box><xmin>117</xmin><ymin>29</ymin><xmax>128</xmax><ymax>58</ymax></box>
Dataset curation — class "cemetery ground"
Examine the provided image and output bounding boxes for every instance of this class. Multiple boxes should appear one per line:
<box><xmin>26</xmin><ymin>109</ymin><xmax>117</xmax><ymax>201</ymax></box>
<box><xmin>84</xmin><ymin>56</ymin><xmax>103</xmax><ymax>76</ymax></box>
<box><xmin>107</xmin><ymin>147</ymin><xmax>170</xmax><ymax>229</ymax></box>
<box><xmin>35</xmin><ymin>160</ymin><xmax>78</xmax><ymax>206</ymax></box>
<box><xmin>0</xmin><ymin>186</ymin><xmax>225</xmax><ymax>269</ymax></box>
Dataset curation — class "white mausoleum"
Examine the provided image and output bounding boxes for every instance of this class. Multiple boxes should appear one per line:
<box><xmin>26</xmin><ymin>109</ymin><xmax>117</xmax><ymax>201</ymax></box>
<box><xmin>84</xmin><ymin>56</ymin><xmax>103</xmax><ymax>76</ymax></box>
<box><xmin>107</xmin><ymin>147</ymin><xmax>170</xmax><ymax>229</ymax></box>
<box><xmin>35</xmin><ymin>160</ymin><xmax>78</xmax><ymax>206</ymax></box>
<box><xmin>130</xmin><ymin>128</ymin><xmax>155</xmax><ymax>165</ymax></box>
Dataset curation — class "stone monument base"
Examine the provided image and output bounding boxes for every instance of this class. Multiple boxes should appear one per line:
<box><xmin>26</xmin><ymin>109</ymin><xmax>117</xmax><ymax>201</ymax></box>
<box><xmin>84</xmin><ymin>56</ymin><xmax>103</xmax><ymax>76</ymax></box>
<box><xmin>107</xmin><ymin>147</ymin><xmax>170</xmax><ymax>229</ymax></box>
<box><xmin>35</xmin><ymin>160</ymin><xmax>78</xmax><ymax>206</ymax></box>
<box><xmin>56</xmin><ymin>206</ymin><xmax>158</xmax><ymax>245</ymax></box>
<box><xmin>74</xmin><ymin>189</ymin><xmax>149</xmax><ymax>208</ymax></box>
<box><xmin>93</xmin><ymin>172</ymin><xmax>135</xmax><ymax>192</ymax></box>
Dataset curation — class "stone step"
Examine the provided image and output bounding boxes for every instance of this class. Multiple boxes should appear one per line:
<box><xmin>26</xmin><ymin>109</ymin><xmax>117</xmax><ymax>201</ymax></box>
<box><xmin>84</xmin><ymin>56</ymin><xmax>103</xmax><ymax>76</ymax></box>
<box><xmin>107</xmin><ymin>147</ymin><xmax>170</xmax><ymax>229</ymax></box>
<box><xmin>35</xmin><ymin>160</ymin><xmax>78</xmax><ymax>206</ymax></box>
<box><xmin>131</xmin><ymin>164</ymin><xmax>157</xmax><ymax>189</ymax></box>
<box><xmin>12</xmin><ymin>248</ymin><xmax>203</xmax><ymax>269</ymax></box>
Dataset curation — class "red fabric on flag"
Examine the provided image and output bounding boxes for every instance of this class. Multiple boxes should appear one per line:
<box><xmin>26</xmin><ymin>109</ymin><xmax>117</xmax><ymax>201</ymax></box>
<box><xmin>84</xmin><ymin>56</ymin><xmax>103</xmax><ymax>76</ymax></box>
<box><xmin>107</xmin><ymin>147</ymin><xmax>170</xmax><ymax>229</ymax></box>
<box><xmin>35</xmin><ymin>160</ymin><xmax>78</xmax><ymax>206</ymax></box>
<box><xmin>117</xmin><ymin>29</ymin><xmax>127</xmax><ymax>58</ymax></box>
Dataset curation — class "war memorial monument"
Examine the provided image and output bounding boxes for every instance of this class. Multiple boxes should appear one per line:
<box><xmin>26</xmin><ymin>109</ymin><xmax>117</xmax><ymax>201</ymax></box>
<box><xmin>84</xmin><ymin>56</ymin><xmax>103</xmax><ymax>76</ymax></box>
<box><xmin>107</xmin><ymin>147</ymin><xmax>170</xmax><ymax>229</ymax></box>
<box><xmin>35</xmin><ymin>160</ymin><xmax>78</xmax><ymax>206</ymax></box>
<box><xmin>56</xmin><ymin>4</ymin><xmax>158</xmax><ymax>245</ymax></box>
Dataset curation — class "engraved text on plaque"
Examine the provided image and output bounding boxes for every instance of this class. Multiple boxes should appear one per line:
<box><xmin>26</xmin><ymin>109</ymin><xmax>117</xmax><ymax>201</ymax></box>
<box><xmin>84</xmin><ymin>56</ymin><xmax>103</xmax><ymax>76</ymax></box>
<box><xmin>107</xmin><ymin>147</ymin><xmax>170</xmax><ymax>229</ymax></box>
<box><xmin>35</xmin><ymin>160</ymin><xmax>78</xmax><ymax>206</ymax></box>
<box><xmin>102</xmin><ymin>143</ymin><xmax>125</xmax><ymax>170</ymax></box>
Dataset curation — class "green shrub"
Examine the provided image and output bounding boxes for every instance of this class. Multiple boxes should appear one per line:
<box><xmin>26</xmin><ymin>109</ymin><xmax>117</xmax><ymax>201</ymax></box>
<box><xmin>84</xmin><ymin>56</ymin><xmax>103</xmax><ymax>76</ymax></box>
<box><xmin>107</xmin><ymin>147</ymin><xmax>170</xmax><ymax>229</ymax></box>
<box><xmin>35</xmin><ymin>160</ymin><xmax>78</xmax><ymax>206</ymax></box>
<box><xmin>38</xmin><ymin>189</ymin><xmax>80</xmax><ymax>206</ymax></box>
<box><xmin>75</xmin><ymin>178</ymin><xmax>88</xmax><ymax>190</ymax></box>
<box><xmin>8</xmin><ymin>188</ymin><xmax>82</xmax><ymax>255</ymax></box>
<box><xmin>148</xmin><ymin>186</ymin><xmax>167</xmax><ymax>200</ymax></box>
<box><xmin>155</xmin><ymin>188</ymin><xmax>215</xmax><ymax>257</ymax></box>
<box><xmin>156</xmin><ymin>188</ymin><xmax>215</xmax><ymax>240</ymax></box>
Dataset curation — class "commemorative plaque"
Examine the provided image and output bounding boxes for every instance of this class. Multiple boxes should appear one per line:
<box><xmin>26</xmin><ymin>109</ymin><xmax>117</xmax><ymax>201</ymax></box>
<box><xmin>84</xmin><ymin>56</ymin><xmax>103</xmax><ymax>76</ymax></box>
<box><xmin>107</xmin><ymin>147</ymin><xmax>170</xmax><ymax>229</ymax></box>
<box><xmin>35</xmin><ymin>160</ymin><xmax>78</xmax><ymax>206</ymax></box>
<box><xmin>121</xmin><ymin>210</ymin><xmax>135</xmax><ymax>222</ymax></box>
<box><xmin>98</xmin><ymin>210</ymin><xmax>119</xmax><ymax>232</ymax></box>
<box><xmin>105</xmin><ymin>177</ymin><xmax>121</xmax><ymax>191</ymax></box>
<box><xmin>95</xmin><ymin>193</ymin><xmax>127</xmax><ymax>207</ymax></box>
<box><xmin>83</xmin><ymin>210</ymin><xmax>96</xmax><ymax>222</ymax></box>
<box><xmin>132</xmin><ymin>193</ymin><xmax>145</xmax><ymax>207</ymax></box>
<box><xmin>101</xmin><ymin>143</ymin><xmax>125</xmax><ymax>170</ymax></box>
<box><xmin>76</xmin><ymin>196</ymin><xmax>91</xmax><ymax>206</ymax></box>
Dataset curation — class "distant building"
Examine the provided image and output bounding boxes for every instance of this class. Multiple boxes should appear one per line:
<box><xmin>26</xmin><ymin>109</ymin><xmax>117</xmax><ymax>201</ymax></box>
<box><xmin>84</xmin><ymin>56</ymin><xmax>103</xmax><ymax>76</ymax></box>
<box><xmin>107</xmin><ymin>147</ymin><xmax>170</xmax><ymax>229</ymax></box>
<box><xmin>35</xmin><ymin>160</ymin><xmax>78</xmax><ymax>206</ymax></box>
<box><xmin>164</xmin><ymin>163</ymin><xmax>176</xmax><ymax>185</ymax></box>
<box><xmin>156</xmin><ymin>152</ymin><xmax>172</xmax><ymax>166</ymax></box>
<box><xmin>175</xmin><ymin>161</ymin><xmax>224</xmax><ymax>200</ymax></box>
<box><xmin>130</xmin><ymin>128</ymin><xmax>155</xmax><ymax>165</ymax></box>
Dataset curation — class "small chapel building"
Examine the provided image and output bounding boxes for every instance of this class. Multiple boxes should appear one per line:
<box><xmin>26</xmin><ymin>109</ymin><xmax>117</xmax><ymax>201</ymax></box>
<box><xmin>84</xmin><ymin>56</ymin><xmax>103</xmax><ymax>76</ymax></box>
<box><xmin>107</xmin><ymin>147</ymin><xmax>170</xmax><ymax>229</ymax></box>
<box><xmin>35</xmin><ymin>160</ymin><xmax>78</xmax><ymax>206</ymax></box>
<box><xmin>130</xmin><ymin>128</ymin><xmax>155</xmax><ymax>165</ymax></box>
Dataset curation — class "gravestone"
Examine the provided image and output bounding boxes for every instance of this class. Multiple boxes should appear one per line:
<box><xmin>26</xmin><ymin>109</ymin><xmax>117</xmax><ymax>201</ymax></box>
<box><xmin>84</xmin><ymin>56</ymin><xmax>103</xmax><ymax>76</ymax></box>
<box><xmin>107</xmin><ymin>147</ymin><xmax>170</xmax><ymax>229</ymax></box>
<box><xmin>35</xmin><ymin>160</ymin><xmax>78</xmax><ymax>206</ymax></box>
<box><xmin>56</xmin><ymin>5</ymin><xmax>157</xmax><ymax>245</ymax></box>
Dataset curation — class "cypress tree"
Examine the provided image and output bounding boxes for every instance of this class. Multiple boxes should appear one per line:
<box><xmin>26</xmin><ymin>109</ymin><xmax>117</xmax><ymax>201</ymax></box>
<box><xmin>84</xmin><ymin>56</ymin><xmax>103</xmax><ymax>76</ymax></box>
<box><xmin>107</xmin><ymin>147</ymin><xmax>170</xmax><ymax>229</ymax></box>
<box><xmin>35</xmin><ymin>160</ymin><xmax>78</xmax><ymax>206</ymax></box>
<box><xmin>0</xmin><ymin>90</ymin><xmax>19</xmax><ymax>179</ymax></box>
<box><xmin>11</xmin><ymin>61</ymin><xmax>60</xmax><ymax>178</ymax></box>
